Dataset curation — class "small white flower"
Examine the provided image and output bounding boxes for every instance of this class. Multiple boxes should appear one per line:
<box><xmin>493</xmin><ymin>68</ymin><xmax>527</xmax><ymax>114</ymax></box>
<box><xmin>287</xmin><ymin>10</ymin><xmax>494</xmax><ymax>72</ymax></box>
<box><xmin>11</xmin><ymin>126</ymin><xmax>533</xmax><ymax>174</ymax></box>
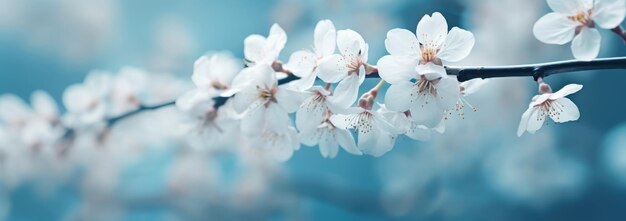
<box><xmin>62</xmin><ymin>83</ymin><xmax>107</xmax><ymax>128</ymax></box>
<box><xmin>294</xmin><ymin>85</ymin><xmax>349</xmax><ymax>132</ymax></box>
<box><xmin>318</xmin><ymin>29</ymin><xmax>369</xmax><ymax>108</ymax></box>
<box><xmin>299</xmin><ymin>118</ymin><xmax>362</xmax><ymax>159</ymax></box>
<box><xmin>244</xmin><ymin>24</ymin><xmax>287</xmax><ymax>66</ymax></box>
<box><xmin>177</xmin><ymin>52</ymin><xmax>241</xmax><ymax>112</ymax></box>
<box><xmin>377</xmin><ymin>104</ymin><xmax>444</xmax><ymax>141</ymax></box>
<box><xmin>21</xmin><ymin>91</ymin><xmax>63</xmax><ymax>148</ymax></box>
<box><xmin>232</xmin><ymin>65</ymin><xmax>304</xmax><ymax>136</ymax></box>
<box><xmin>330</xmin><ymin>102</ymin><xmax>399</xmax><ymax>157</ymax></box>
<box><xmin>378</xmin><ymin>12</ymin><xmax>472</xmax><ymax>127</ymax></box>
<box><xmin>533</xmin><ymin>0</ymin><xmax>626</xmax><ymax>61</ymax></box>
<box><xmin>109</xmin><ymin>67</ymin><xmax>148</xmax><ymax>115</ymax></box>
<box><xmin>285</xmin><ymin>20</ymin><xmax>337</xmax><ymax>91</ymax></box>
<box><xmin>517</xmin><ymin>84</ymin><xmax>583</xmax><ymax>136</ymax></box>
<box><xmin>382</xmin><ymin>64</ymin><xmax>460</xmax><ymax>128</ymax></box>
<box><xmin>451</xmin><ymin>78</ymin><xmax>488</xmax><ymax>117</ymax></box>
<box><xmin>255</xmin><ymin>126</ymin><xmax>300</xmax><ymax>161</ymax></box>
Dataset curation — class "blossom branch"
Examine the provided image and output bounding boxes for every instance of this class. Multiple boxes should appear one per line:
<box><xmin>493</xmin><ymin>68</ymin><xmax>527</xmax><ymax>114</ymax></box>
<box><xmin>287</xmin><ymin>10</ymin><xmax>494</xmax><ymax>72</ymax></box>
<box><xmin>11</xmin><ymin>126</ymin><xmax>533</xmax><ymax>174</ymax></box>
<box><xmin>103</xmin><ymin>56</ymin><xmax>626</xmax><ymax>128</ymax></box>
<box><xmin>612</xmin><ymin>25</ymin><xmax>626</xmax><ymax>44</ymax></box>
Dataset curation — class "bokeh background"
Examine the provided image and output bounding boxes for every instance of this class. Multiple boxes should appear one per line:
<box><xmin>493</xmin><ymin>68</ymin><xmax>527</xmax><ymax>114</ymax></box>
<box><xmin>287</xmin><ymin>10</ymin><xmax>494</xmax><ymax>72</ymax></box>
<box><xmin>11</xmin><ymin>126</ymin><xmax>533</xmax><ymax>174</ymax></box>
<box><xmin>2</xmin><ymin>0</ymin><xmax>626</xmax><ymax>220</ymax></box>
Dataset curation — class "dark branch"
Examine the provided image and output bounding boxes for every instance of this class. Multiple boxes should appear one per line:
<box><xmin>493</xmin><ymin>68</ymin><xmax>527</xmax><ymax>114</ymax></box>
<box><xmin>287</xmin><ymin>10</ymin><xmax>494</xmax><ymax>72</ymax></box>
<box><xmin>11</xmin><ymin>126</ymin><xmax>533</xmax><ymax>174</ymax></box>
<box><xmin>612</xmin><ymin>26</ymin><xmax>626</xmax><ymax>44</ymax></box>
<box><xmin>104</xmin><ymin>56</ymin><xmax>626</xmax><ymax>127</ymax></box>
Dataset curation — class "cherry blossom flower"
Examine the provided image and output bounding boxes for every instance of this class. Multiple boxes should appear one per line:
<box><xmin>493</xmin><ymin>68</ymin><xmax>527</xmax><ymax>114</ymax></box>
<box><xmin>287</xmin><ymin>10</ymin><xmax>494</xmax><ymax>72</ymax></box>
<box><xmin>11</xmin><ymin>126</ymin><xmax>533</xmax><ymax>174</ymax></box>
<box><xmin>378</xmin><ymin>12</ymin><xmax>472</xmax><ymax>127</ymax></box>
<box><xmin>284</xmin><ymin>20</ymin><xmax>336</xmax><ymax>91</ymax></box>
<box><xmin>451</xmin><ymin>78</ymin><xmax>488</xmax><ymax>118</ymax></box>
<box><xmin>294</xmin><ymin>85</ymin><xmax>347</xmax><ymax>132</ymax></box>
<box><xmin>377</xmin><ymin>105</ymin><xmax>444</xmax><ymax>141</ymax></box>
<box><xmin>21</xmin><ymin>91</ymin><xmax>63</xmax><ymax>148</ymax></box>
<box><xmin>299</xmin><ymin>111</ymin><xmax>362</xmax><ymax>159</ymax></box>
<box><xmin>517</xmin><ymin>83</ymin><xmax>583</xmax><ymax>136</ymax></box>
<box><xmin>254</xmin><ymin>126</ymin><xmax>300</xmax><ymax>161</ymax></box>
<box><xmin>533</xmin><ymin>0</ymin><xmax>626</xmax><ymax>61</ymax></box>
<box><xmin>62</xmin><ymin>83</ymin><xmax>107</xmax><ymax>129</ymax></box>
<box><xmin>244</xmin><ymin>24</ymin><xmax>287</xmax><ymax>66</ymax></box>
<box><xmin>318</xmin><ymin>29</ymin><xmax>370</xmax><ymax>107</ymax></box>
<box><xmin>177</xmin><ymin>52</ymin><xmax>242</xmax><ymax>112</ymax></box>
<box><xmin>330</xmin><ymin>93</ymin><xmax>399</xmax><ymax>157</ymax></box>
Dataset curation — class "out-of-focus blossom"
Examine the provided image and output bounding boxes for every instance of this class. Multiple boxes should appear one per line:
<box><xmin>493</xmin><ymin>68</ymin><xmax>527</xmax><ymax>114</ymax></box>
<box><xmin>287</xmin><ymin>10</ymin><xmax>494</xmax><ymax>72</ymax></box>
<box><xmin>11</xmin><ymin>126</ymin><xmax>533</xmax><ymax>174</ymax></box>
<box><xmin>533</xmin><ymin>0</ymin><xmax>626</xmax><ymax>60</ymax></box>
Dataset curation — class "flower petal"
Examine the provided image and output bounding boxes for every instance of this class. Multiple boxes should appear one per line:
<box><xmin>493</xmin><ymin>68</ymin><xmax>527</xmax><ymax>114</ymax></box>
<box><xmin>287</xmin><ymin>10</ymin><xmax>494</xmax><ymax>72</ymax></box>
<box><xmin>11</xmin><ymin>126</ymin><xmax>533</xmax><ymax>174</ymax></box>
<box><xmin>533</xmin><ymin>13</ymin><xmax>578</xmax><ymax>45</ymax></box>
<box><xmin>592</xmin><ymin>0</ymin><xmax>626</xmax><ymax>29</ymax></box>
<box><xmin>299</xmin><ymin>129</ymin><xmax>320</xmax><ymax>146</ymax></box>
<box><xmin>551</xmin><ymin>97</ymin><xmax>580</xmax><ymax>123</ymax></box>
<box><xmin>265</xmin><ymin>104</ymin><xmax>291</xmax><ymax>134</ymax></box>
<box><xmin>317</xmin><ymin>54</ymin><xmax>350</xmax><ymax>83</ymax></box>
<box><xmin>276</xmin><ymin>86</ymin><xmax>305</xmax><ymax>113</ymax></box>
<box><xmin>377</xmin><ymin>55</ymin><xmax>418</xmax><ymax>84</ymax></box>
<box><xmin>243</xmin><ymin>34</ymin><xmax>267</xmax><ymax>63</ymax></box>
<box><xmin>335</xmin><ymin>128</ymin><xmax>362</xmax><ymax>155</ymax></box>
<box><xmin>416</xmin><ymin>12</ymin><xmax>448</xmax><ymax>47</ymax></box>
<box><xmin>517</xmin><ymin>106</ymin><xmax>533</xmax><ymax>137</ymax></box>
<box><xmin>337</xmin><ymin>29</ymin><xmax>366</xmax><ymax>58</ymax></box>
<box><xmin>527</xmin><ymin>107</ymin><xmax>545</xmax><ymax>134</ymax></box>
<box><xmin>436</xmin><ymin>77</ymin><xmax>461</xmax><ymax>110</ymax></box>
<box><xmin>285</xmin><ymin>50</ymin><xmax>317</xmax><ymax>78</ymax></box>
<box><xmin>319</xmin><ymin>132</ymin><xmax>339</xmax><ymax>158</ymax></box>
<box><xmin>550</xmin><ymin>84</ymin><xmax>583</xmax><ymax>99</ymax></box>
<box><xmin>406</xmin><ymin>123</ymin><xmax>432</xmax><ymax>141</ymax></box>
<box><xmin>31</xmin><ymin>90</ymin><xmax>59</xmax><ymax>119</ymax></box>
<box><xmin>571</xmin><ymin>27</ymin><xmax>601</xmax><ymax>61</ymax></box>
<box><xmin>314</xmin><ymin>20</ymin><xmax>336</xmax><ymax>57</ymax></box>
<box><xmin>295</xmin><ymin>100</ymin><xmax>326</xmax><ymax>132</ymax></box>
<box><xmin>385</xmin><ymin>28</ymin><xmax>420</xmax><ymax>56</ymax></box>
<box><xmin>437</xmin><ymin>27</ymin><xmax>474</xmax><ymax>62</ymax></box>
<box><xmin>548</xmin><ymin>0</ymin><xmax>592</xmax><ymax>14</ymax></box>
<box><xmin>240</xmin><ymin>105</ymin><xmax>265</xmax><ymax>136</ymax></box>
<box><xmin>416</xmin><ymin>63</ymin><xmax>447</xmax><ymax>80</ymax></box>
<box><xmin>384</xmin><ymin>82</ymin><xmax>414</xmax><ymax>112</ymax></box>
<box><xmin>409</xmin><ymin>98</ymin><xmax>444</xmax><ymax>128</ymax></box>
<box><xmin>332</xmin><ymin>74</ymin><xmax>361</xmax><ymax>109</ymax></box>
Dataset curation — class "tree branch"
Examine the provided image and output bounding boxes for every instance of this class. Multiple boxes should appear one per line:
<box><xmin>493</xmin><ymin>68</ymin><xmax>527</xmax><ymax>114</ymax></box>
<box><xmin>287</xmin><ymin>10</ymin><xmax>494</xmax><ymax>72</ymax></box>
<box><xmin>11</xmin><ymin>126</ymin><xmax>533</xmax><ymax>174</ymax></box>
<box><xmin>102</xmin><ymin>56</ymin><xmax>626</xmax><ymax>128</ymax></box>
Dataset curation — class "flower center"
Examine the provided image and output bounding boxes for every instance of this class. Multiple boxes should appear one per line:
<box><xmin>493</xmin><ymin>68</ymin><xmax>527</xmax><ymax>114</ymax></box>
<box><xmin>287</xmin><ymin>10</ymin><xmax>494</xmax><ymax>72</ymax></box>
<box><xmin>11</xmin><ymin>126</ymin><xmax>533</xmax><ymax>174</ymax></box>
<box><xmin>421</xmin><ymin>47</ymin><xmax>437</xmax><ymax>63</ymax></box>
<box><xmin>568</xmin><ymin>10</ymin><xmax>593</xmax><ymax>27</ymax></box>
<box><xmin>344</xmin><ymin>111</ymin><xmax>374</xmax><ymax>133</ymax></box>
<box><xmin>538</xmin><ymin>100</ymin><xmax>565</xmax><ymax>122</ymax></box>
<box><xmin>258</xmin><ymin>86</ymin><xmax>278</xmax><ymax>107</ymax></box>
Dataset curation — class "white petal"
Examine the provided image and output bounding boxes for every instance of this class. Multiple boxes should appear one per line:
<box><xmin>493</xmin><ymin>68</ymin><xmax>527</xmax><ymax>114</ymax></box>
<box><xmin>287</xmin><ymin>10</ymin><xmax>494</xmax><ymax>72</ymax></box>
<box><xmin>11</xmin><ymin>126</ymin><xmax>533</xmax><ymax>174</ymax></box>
<box><xmin>299</xmin><ymin>129</ymin><xmax>320</xmax><ymax>146</ymax></box>
<box><xmin>436</xmin><ymin>77</ymin><xmax>461</xmax><ymax>110</ymax></box>
<box><xmin>416</xmin><ymin>63</ymin><xmax>447</xmax><ymax>80</ymax></box>
<box><xmin>268</xmin><ymin>128</ymin><xmax>298</xmax><ymax>162</ymax></box>
<box><xmin>255</xmin><ymin>65</ymin><xmax>279</xmax><ymax>89</ymax></box>
<box><xmin>288</xmin><ymin>71</ymin><xmax>317</xmax><ymax>91</ymax></box>
<box><xmin>295</xmin><ymin>97</ymin><xmax>326</xmax><ymax>132</ymax></box>
<box><xmin>314</xmin><ymin>20</ymin><xmax>336</xmax><ymax>57</ymax></box>
<box><xmin>243</xmin><ymin>34</ymin><xmax>267</xmax><ymax>63</ymax></box>
<box><xmin>332</xmin><ymin>75</ymin><xmax>360</xmax><ymax>109</ymax></box>
<box><xmin>63</xmin><ymin>84</ymin><xmax>97</xmax><ymax>114</ymax></box>
<box><xmin>406</xmin><ymin>124</ymin><xmax>432</xmax><ymax>141</ymax></box>
<box><xmin>550</xmin><ymin>84</ymin><xmax>583</xmax><ymax>99</ymax></box>
<box><xmin>31</xmin><ymin>90</ymin><xmax>59</xmax><ymax>119</ymax></box>
<box><xmin>285</xmin><ymin>50</ymin><xmax>317</xmax><ymax>78</ymax></box>
<box><xmin>416</xmin><ymin>12</ymin><xmax>448</xmax><ymax>47</ymax></box>
<box><xmin>527</xmin><ymin>107</ymin><xmax>546</xmax><ymax>134</ymax></box>
<box><xmin>317</xmin><ymin>54</ymin><xmax>350</xmax><ymax>83</ymax></box>
<box><xmin>176</xmin><ymin>89</ymin><xmax>213</xmax><ymax>112</ymax></box>
<box><xmin>548</xmin><ymin>0</ymin><xmax>592</xmax><ymax>14</ymax></box>
<box><xmin>265</xmin><ymin>104</ymin><xmax>290</xmax><ymax>134</ymax></box>
<box><xmin>533</xmin><ymin>13</ymin><xmax>578</xmax><ymax>45</ymax></box>
<box><xmin>384</xmin><ymin>82</ymin><xmax>414</xmax><ymax>112</ymax></box>
<box><xmin>276</xmin><ymin>86</ymin><xmax>305</xmax><ymax>113</ymax></box>
<box><xmin>437</xmin><ymin>27</ymin><xmax>475</xmax><ymax>62</ymax></box>
<box><xmin>517</xmin><ymin>106</ymin><xmax>533</xmax><ymax>137</ymax></box>
<box><xmin>222</xmin><ymin>67</ymin><xmax>257</xmax><ymax>97</ymax></box>
<box><xmin>266</xmin><ymin>24</ymin><xmax>287</xmax><ymax>60</ymax></box>
<box><xmin>319</xmin><ymin>133</ymin><xmax>339</xmax><ymax>158</ymax></box>
<box><xmin>240</xmin><ymin>105</ymin><xmax>265</xmax><ymax>136</ymax></box>
<box><xmin>358</xmin><ymin>125</ymin><xmax>394</xmax><ymax>157</ymax></box>
<box><xmin>377</xmin><ymin>55</ymin><xmax>418</xmax><ymax>84</ymax></box>
<box><xmin>384</xmin><ymin>28</ymin><xmax>420</xmax><ymax>56</ymax></box>
<box><xmin>191</xmin><ymin>55</ymin><xmax>213</xmax><ymax>88</ymax></box>
<box><xmin>336</xmin><ymin>29</ymin><xmax>366</xmax><ymax>58</ymax></box>
<box><xmin>409</xmin><ymin>99</ymin><xmax>444</xmax><ymax>128</ymax></box>
<box><xmin>593</xmin><ymin>0</ymin><xmax>626</xmax><ymax>29</ymax></box>
<box><xmin>460</xmin><ymin>79</ymin><xmax>488</xmax><ymax>96</ymax></box>
<box><xmin>571</xmin><ymin>27</ymin><xmax>601</xmax><ymax>61</ymax></box>
<box><xmin>551</xmin><ymin>98</ymin><xmax>580</xmax><ymax>123</ymax></box>
<box><xmin>208</xmin><ymin>52</ymin><xmax>241</xmax><ymax>86</ymax></box>
<box><xmin>232</xmin><ymin>87</ymin><xmax>259</xmax><ymax>113</ymax></box>
<box><xmin>335</xmin><ymin>128</ymin><xmax>362</xmax><ymax>155</ymax></box>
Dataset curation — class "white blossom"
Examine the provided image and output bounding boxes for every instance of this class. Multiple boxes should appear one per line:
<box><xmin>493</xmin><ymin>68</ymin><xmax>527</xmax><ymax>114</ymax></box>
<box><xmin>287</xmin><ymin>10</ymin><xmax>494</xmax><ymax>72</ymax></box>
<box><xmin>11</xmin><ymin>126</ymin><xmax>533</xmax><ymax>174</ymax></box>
<box><xmin>518</xmin><ymin>84</ymin><xmax>583</xmax><ymax>136</ymax></box>
<box><xmin>244</xmin><ymin>23</ymin><xmax>287</xmax><ymax>66</ymax></box>
<box><xmin>533</xmin><ymin>0</ymin><xmax>626</xmax><ymax>60</ymax></box>
<box><xmin>318</xmin><ymin>29</ymin><xmax>370</xmax><ymax>107</ymax></box>
<box><xmin>285</xmin><ymin>20</ymin><xmax>337</xmax><ymax>91</ymax></box>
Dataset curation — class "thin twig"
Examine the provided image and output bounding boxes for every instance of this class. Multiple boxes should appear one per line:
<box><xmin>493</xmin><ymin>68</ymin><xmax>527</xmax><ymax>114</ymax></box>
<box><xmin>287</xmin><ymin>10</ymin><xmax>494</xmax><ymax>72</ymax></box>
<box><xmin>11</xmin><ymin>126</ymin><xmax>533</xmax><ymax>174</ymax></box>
<box><xmin>103</xmin><ymin>56</ymin><xmax>626</xmax><ymax>127</ymax></box>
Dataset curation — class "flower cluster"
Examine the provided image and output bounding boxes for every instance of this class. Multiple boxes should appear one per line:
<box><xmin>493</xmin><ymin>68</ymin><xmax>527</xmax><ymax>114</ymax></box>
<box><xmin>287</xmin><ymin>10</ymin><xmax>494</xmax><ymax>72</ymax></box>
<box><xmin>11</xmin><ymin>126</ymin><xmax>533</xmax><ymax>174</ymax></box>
<box><xmin>3</xmin><ymin>2</ymin><xmax>624</xmax><ymax>163</ymax></box>
<box><xmin>533</xmin><ymin>0</ymin><xmax>626</xmax><ymax>60</ymax></box>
